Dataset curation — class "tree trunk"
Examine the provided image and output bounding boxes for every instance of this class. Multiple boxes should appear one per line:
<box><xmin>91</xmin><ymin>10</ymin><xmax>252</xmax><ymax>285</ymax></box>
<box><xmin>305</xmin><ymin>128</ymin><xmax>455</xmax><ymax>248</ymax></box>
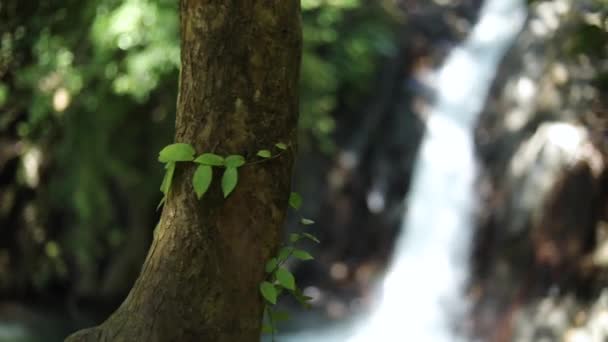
<box><xmin>65</xmin><ymin>0</ymin><xmax>302</xmax><ymax>341</ymax></box>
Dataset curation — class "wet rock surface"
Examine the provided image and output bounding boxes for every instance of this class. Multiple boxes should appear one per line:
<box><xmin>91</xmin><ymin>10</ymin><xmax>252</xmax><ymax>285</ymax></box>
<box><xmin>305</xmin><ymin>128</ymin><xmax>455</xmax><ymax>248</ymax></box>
<box><xmin>287</xmin><ymin>0</ymin><xmax>486</xmax><ymax>325</ymax></box>
<box><xmin>472</xmin><ymin>0</ymin><xmax>608</xmax><ymax>340</ymax></box>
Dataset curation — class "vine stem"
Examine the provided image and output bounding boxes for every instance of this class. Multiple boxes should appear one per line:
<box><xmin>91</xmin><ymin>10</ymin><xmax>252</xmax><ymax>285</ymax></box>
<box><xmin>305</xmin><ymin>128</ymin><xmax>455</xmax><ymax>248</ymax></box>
<box><xmin>265</xmin><ymin>305</ymin><xmax>276</xmax><ymax>342</ymax></box>
<box><xmin>243</xmin><ymin>148</ymin><xmax>289</xmax><ymax>167</ymax></box>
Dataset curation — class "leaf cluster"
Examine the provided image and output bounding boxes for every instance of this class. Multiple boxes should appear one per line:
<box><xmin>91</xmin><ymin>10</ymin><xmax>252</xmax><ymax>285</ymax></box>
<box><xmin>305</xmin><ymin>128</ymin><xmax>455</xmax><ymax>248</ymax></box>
<box><xmin>259</xmin><ymin>192</ymin><xmax>319</xmax><ymax>338</ymax></box>
<box><xmin>156</xmin><ymin>142</ymin><xmax>288</xmax><ymax>207</ymax></box>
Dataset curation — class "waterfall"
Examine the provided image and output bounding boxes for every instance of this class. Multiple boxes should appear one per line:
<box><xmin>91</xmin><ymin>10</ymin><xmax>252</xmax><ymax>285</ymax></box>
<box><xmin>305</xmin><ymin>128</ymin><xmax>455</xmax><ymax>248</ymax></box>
<box><xmin>282</xmin><ymin>0</ymin><xmax>526</xmax><ymax>340</ymax></box>
<box><xmin>347</xmin><ymin>0</ymin><xmax>527</xmax><ymax>340</ymax></box>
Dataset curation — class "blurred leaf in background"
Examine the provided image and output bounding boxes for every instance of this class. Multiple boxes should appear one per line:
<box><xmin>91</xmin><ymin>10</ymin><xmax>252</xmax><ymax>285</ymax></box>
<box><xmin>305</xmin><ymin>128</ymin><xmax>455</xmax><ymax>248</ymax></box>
<box><xmin>300</xmin><ymin>0</ymin><xmax>396</xmax><ymax>152</ymax></box>
<box><xmin>0</xmin><ymin>0</ymin><xmax>395</xmax><ymax>301</ymax></box>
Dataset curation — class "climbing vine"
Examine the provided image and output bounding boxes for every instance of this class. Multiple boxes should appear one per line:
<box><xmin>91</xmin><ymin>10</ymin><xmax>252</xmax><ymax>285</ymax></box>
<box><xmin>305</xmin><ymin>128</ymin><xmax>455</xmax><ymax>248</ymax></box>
<box><xmin>156</xmin><ymin>141</ymin><xmax>318</xmax><ymax>338</ymax></box>
<box><xmin>260</xmin><ymin>191</ymin><xmax>319</xmax><ymax>340</ymax></box>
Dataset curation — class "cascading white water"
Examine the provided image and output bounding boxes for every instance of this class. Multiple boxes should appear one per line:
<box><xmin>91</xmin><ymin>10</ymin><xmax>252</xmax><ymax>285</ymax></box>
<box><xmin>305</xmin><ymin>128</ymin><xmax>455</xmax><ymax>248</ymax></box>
<box><xmin>347</xmin><ymin>1</ymin><xmax>527</xmax><ymax>340</ymax></box>
<box><xmin>282</xmin><ymin>0</ymin><xmax>526</xmax><ymax>341</ymax></box>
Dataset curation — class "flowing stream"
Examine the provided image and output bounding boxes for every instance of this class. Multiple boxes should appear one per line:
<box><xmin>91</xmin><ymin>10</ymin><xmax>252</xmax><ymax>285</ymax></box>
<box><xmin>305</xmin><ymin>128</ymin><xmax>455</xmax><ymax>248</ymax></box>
<box><xmin>282</xmin><ymin>0</ymin><xmax>526</xmax><ymax>341</ymax></box>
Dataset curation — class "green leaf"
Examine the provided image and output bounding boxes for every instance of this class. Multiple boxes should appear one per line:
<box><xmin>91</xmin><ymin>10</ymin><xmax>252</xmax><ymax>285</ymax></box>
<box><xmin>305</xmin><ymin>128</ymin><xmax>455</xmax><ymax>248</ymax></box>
<box><xmin>292</xmin><ymin>249</ymin><xmax>314</xmax><ymax>261</ymax></box>
<box><xmin>301</xmin><ymin>218</ymin><xmax>315</xmax><ymax>225</ymax></box>
<box><xmin>257</xmin><ymin>149</ymin><xmax>272</xmax><ymax>158</ymax></box>
<box><xmin>289</xmin><ymin>192</ymin><xmax>302</xmax><ymax>210</ymax></box>
<box><xmin>261</xmin><ymin>323</ymin><xmax>274</xmax><ymax>334</ymax></box>
<box><xmin>260</xmin><ymin>281</ymin><xmax>277</xmax><ymax>304</ymax></box>
<box><xmin>221</xmin><ymin>167</ymin><xmax>238</xmax><ymax>198</ymax></box>
<box><xmin>160</xmin><ymin>162</ymin><xmax>176</xmax><ymax>195</ymax></box>
<box><xmin>156</xmin><ymin>197</ymin><xmax>166</xmax><ymax>211</ymax></box>
<box><xmin>158</xmin><ymin>143</ymin><xmax>195</xmax><ymax>163</ymax></box>
<box><xmin>293</xmin><ymin>288</ymin><xmax>313</xmax><ymax>309</ymax></box>
<box><xmin>302</xmin><ymin>233</ymin><xmax>320</xmax><ymax>243</ymax></box>
<box><xmin>277</xmin><ymin>247</ymin><xmax>293</xmax><ymax>262</ymax></box>
<box><xmin>265</xmin><ymin>258</ymin><xmax>278</xmax><ymax>273</ymax></box>
<box><xmin>158</xmin><ymin>162</ymin><xmax>176</xmax><ymax>210</ymax></box>
<box><xmin>271</xmin><ymin>310</ymin><xmax>290</xmax><ymax>322</ymax></box>
<box><xmin>275</xmin><ymin>142</ymin><xmax>288</xmax><ymax>150</ymax></box>
<box><xmin>192</xmin><ymin>165</ymin><xmax>213</xmax><ymax>199</ymax></box>
<box><xmin>289</xmin><ymin>233</ymin><xmax>301</xmax><ymax>243</ymax></box>
<box><xmin>225</xmin><ymin>155</ymin><xmax>246</xmax><ymax>168</ymax></box>
<box><xmin>276</xmin><ymin>268</ymin><xmax>296</xmax><ymax>290</ymax></box>
<box><xmin>194</xmin><ymin>153</ymin><xmax>224</xmax><ymax>166</ymax></box>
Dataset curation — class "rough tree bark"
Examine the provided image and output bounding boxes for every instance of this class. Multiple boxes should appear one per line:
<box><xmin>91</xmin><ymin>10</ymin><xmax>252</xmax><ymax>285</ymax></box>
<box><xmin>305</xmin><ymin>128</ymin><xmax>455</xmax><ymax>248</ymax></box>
<box><xmin>65</xmin><ymin>0</ymin><xmax>302</xmax><ymax>341</ymax></box>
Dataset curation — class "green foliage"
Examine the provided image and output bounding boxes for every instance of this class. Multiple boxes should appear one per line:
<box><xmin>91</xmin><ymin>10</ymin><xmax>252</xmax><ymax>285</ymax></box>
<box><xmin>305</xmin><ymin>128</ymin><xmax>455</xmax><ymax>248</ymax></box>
<box><xmin>292</xmin><ymin>288</ymin><xmax>314</xmax><ymax>309</ymax></box>
<box><xmin>261</xmin><ymin>323</ymin><xmax>275</xmax><ymax>334</ymax></box>
<box><xmin>157</xmin><ymin>143</ymin><xmax>197</xmax><ymax>206</ymax></box>
<box><xmin>160</xmin><ymin>162</ymin><xmax>175</xmax><ymax>195</ymax></box>
<box><xmin>298</xmin><ymin>0</ymin><xmax>396</xmax><ymax>151</ymax></box>
<box><xmin>260</xmin><ymin>196</ymin><xmax>319</xmax><ymax>338</ymax></box>
<box><xmin>565</xmin><ymin>23</ymin><xmax>607</xmax><ymax>57</ymax></box>
<box><xmin>156</xmin><ymin>142</ymin><xmax>289</xmax><ymax>203</ymax></box>
<box><xmin>192</xmin><ymin>165</ymin><xmax>212</xmax><ymax>199</ymax></box>
<box><xmin>289</xmin><ymin>192</ymin><xmax>303</xmax><ymax>210</ymax></box>
<box><xmin>301</xmin><ymin>218</ymin><xmax>315</xmax><ymax>225</ymax></box>
<box><xmin>2</xmin><ymin>0</ymin><xmax>180</xmax><ymax>288</ymax></box>
<box><xmin>302</xmin><ymin>232</ymin><xmax>320</xmax><ymax>243</ymax></box>
<box><xmin>292</xmin><ymin>249</ymin><xmax>314</xmax><ymax>261</ymax></box>
<box><xmin>257</xmin><ymin>149</ymin><xmax>272</xmax><ymax>158</ymax></box>
<box><xmin>265</xmin><ymin>258</ymin><xmax>279</xmax><ymax>273</ymax></box>
<box><xmin>270</xmin><ymin>310</ymin><xmax>290</xmax><ymax>322</ymax></box>
<box><xmin>278</xmin><ymin>246</ymin><xmax>294</xmax><ymax>262</ymax></box>
<box><xmin>1</xmin><ymin>0</ymin><xmax>389</xmax><ymax>301</ymax></box>
<box><xmin>276</xmin><ymin>268</ymin><xmax>296</xmax><ymax>291</ymax></box>
<box><xmin>221</xmin><ymin>167</ymin><xmax>239</xmax><ymax>198</ymax></box>
<box><xmin>195</xmin><ymin>153</ymin><xmax>224</xmax><ymax>166</ymax></box>
<box><xmin>260</xmin><ymin>281</ymin><xmax>278</xmax><ymax>305</ymax></box>
<box><xmin>158</xmin><ymin>162</ymin><xmax>175</xmax><ymax>209</ymax></box>
<box><xmin>153</xmin><ymin>142</ymin><xmax>318</xmax><ymax>336</ymax></box>
<box><xmin>0</xmin><ymin>83</ymin><xmax>8</xmax><ymax>107</ymax></box>
<box><xmin>158</xmin><ymin>143</ymin><xmax>195</xmax><ymax>162</ymax></box>
<box><xmin>289</xmin><ymin>233</ymin><xmax>301</xmax><ymax>243</ymax></box>
<box><xmin>224</xmin><ymin>155</ymin><xmax>246</xmax><ymax>168</ymax></box>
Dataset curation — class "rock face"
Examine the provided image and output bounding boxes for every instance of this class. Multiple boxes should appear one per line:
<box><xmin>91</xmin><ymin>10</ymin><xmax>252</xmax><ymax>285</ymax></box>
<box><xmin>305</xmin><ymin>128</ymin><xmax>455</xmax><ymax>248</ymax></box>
<box><xmin>471</xmin><ymin>0</ymin><xmax>608</xmax><ymax>340</ymax></box>
<box><xmin>288</xmin><ymin>0</ymin><xmax>486</xmax><ymax>321</ymax></box>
